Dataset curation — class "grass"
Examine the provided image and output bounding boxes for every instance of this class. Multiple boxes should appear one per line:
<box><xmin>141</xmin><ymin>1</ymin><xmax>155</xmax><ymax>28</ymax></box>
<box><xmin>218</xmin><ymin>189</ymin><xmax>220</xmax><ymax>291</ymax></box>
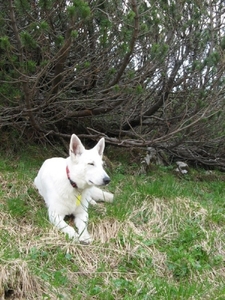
<box><xmin>0</xmin><ymin>145</ymin><xmax>225</xmax><ymax>299</ymax></box>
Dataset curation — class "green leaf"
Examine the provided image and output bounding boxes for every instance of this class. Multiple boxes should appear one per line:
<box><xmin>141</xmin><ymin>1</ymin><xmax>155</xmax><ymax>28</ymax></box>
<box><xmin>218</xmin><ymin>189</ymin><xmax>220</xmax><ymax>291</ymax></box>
<box><xmin>55</xmin><ymin>35</ymin><xmax>64</xmax><ymax>46</ymax></box>
<box><xmin>39</xmin><ymin>21</ymin><xmax>49</xmax><ymax>31</ymax></box>
<box><xmin>71</xmin><ymin>30</ymin><xmax>78</xmax><ymax>38</ymax></box>
<box><xmin>135</xmin><ymin>84</ymin><xmax>143</xmax><ymax>94</ymax></box>
<box><xmin>73</xmin><ymin>0</ymin><xmax>91</xmax><ymax>19</ymax></box>
<box><xmin>220</xmin><ymin>36</ymin><xmax>225</xmax><ymax>50</ymax></box>
<box><xmin>127</xmin><ymin>10</ymin><xmax>136</xmax><ymax>21</ymax></box>
<box><xmin>67</xmin><ymin>5</ymin><xmax>76</xmax><ymax>18</ymax></box>
<box><xmin>0</xmin><ymin>36</ymin><xmax>10</xmax><ymax>50</ymax></box>
<box><xmin>26</xmin><ymin>60</ymin><xmax>37</xmax><ymax>72</ymax></box>
<box><xmin>204</xmin><ymin>52</ymin><xmax>220</xmax><ymax>67</ymax></box>
<box><xmin>20</xmin><ymin>31</ymin><xmax>37</xmax><ymax>48</ymax></box>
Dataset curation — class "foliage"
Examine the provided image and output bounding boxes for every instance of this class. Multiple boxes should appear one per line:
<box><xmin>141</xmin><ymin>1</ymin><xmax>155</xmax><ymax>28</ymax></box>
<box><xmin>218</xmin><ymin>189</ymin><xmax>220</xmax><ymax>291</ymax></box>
<box><xmin>0</xmin><ymin>0</ymin><xmax>225</xmax><ymax>168</ymax></box>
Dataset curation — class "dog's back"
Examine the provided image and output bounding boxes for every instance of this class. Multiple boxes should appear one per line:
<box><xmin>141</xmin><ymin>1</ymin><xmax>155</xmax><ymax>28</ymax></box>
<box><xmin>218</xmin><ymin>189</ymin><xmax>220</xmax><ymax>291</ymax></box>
<box><xmin>34</xmin><ymin>157</ymin><xmax>67</xmax><ymax>204</ymax></box>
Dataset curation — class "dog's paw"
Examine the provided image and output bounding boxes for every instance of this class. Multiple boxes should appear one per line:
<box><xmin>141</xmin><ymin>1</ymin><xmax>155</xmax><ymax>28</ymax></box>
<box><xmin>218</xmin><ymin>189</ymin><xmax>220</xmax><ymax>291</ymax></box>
<box><xmin>104</xmin><ymin>192</ymin><xmax>114</xmax><ymax>203</ymax></box>
<box><xmin>64</xmin><ymin>227</ymin><xmax>79</xmax><ymax>241</ymax></box>
<box><xmin>79</xmin><ymin>233</ymin><xmax>93</xmax><ymax>244</ymax></box>
<box><xmin>89</xmin><ymin>199</ymin><xmax>97</xmax><ymax>205</ymax></box>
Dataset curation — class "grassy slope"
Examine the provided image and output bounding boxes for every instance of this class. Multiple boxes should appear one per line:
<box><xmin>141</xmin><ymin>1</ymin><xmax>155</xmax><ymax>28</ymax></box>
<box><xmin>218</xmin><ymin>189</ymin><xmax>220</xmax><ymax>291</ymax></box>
<box><xmin>0</xmin><ymin>145</ymin><xmax>225</xmax><ymax>299</ymax></box>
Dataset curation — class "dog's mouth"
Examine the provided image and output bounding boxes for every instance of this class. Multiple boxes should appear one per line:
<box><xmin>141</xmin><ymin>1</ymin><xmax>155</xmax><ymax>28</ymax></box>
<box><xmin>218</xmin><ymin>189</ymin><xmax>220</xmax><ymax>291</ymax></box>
<box><xmin>89</xmin><ymin>180</ymin><xmax>102</xmax><ymax>186</ymax></box>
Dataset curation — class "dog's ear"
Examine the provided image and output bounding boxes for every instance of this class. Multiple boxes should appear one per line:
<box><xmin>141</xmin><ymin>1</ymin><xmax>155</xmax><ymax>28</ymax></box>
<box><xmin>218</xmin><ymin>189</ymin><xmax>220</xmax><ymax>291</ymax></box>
<box><xmin>69</xmin><ymin>134</ymin><xmax>85</xmax><ymax>156</ymax></box>
<box><xmin>95</xmin><ymin>137</ymin><xmax>105</xmax><ymax>157</ymax></box>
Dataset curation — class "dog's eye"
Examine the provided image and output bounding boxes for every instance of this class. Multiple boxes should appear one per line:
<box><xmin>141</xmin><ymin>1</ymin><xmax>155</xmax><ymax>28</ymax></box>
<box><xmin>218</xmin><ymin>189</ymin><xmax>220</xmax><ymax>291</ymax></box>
<box><xmin>88</xmin><ymin>162</ymin><xmax>94</xmax><ymax>166</ymax></box>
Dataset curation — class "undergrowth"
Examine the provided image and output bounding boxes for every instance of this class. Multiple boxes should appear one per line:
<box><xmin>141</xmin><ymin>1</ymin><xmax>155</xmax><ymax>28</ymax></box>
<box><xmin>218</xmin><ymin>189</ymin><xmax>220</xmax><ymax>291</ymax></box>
<box><xmin>0</xmin><ymin>145</ymin><xmax>225</xmax><ymax>299</ymax></box>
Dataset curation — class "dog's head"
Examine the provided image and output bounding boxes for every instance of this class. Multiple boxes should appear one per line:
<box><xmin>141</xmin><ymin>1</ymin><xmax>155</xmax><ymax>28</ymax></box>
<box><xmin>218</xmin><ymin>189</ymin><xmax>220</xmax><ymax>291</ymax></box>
<box><xmin>68</xmin><ymin>134</ymin><xmax>110</xmax><ymax>188</ymax></box>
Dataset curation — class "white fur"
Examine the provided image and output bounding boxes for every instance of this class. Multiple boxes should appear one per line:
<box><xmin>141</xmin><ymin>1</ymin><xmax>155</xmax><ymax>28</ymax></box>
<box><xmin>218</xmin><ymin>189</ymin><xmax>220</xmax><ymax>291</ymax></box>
<box><xmin>34</xmin><ymin>134</ymin><xmax>114</xmax><ymax>243</ymax></box>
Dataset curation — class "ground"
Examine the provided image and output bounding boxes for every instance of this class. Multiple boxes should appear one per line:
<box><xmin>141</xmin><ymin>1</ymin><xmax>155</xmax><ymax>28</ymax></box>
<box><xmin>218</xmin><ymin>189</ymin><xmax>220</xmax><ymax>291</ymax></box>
<box><xmin>0</xmin><ymin>145</ymin><xmax>225</xmax><ymax>299</ymax></box>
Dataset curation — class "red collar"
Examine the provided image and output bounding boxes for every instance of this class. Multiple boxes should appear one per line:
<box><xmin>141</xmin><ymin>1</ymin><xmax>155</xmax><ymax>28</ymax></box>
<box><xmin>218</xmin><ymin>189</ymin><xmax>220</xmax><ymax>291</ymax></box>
<box><xmin>66</xmin><ymin>166</ymin><xmax>78</xmax><ymax>188</ymax></box>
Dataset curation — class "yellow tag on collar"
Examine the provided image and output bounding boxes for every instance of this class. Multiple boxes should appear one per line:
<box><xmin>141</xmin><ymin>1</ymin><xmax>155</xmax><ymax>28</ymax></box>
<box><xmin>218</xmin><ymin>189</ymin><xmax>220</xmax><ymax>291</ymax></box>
<box><xmin>76</xmin><ymin>194</ymin><xmax>82</xmax><ymax>206</ymax></box>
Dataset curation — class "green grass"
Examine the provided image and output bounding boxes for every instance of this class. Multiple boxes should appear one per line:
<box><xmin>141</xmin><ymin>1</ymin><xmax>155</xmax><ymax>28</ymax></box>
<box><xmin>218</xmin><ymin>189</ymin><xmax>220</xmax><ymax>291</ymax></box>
<box><xmin>0</xmin><ymin>146</ymin><xmax>225</xmax><ymax>299</ymax></box>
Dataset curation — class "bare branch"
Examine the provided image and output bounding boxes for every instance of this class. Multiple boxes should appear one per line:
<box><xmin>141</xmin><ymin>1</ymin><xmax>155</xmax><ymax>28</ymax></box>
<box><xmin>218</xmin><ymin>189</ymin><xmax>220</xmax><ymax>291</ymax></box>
<box><xmin>109</xmin><ymin>0</ymin><xmax>139</xmax><ymax>87</ymax></box>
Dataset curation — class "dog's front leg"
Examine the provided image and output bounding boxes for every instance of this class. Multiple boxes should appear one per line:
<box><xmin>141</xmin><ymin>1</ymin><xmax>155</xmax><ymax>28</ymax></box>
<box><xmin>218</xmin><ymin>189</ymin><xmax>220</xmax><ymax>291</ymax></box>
<box><xmin>90</xmin><ymin>186</ymin><xmax>114</xmax><ymax>203</ymax></box>
<box><xmin>74</xmin><ymin>207</ymin><xmax>92</xmax><ymax>244</ymax></box>
<box><xmin>48</xmin><ymin>211</ymin><xmax>79</xmax><ymax>241</ymax></box>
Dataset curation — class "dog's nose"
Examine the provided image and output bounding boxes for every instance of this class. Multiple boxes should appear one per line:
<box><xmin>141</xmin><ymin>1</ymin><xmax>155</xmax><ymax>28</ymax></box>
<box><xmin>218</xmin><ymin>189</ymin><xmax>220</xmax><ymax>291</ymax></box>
<box><xmin>103</xmin><ymin>176</ymin><xmax>110</xmax><ymax>185</ymax></box>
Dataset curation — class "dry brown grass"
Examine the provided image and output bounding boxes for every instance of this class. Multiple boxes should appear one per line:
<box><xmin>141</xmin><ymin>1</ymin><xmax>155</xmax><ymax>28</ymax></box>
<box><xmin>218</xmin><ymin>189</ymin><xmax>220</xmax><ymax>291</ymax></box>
<box><xmin>0</xmin><ymin>259</ymin><xmax>41</xmax><ymax>300</ymax></box>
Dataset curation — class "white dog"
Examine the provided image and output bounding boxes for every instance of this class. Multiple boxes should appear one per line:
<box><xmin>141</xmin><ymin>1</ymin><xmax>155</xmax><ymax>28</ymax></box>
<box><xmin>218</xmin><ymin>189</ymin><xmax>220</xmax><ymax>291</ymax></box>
<box><xmin>34</xmin><ymin>134</ymin><xmax>113</xmax><ymax>243</ymax></box>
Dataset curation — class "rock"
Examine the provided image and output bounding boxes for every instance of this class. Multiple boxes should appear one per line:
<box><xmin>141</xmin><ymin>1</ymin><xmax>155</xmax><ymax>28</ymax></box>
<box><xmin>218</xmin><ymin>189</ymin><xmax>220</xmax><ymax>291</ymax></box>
<box><xmin>175</xmin><ymin>161</ymin><xmax>189</xmax><ymax>174</ymax></box>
